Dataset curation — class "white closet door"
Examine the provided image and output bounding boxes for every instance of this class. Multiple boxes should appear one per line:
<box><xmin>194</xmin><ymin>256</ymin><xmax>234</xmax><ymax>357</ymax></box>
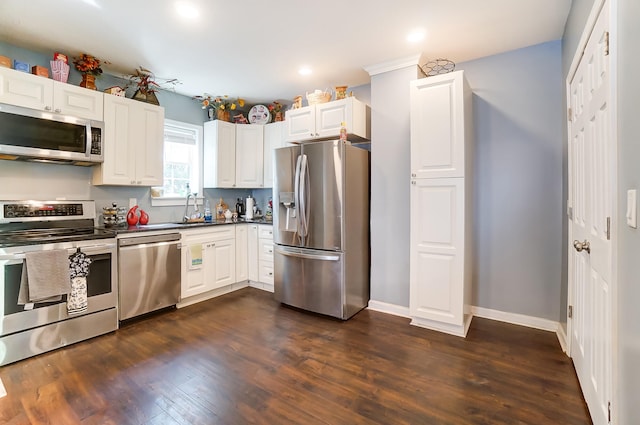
<box><xmin>567</xmin><ymin>2</ymin><xmax>612</xmax><ymax>424</ymax></box>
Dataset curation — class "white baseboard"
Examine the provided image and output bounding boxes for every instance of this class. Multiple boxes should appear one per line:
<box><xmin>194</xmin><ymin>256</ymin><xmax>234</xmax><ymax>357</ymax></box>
<box><xmin>249</xmin><ymin>280</ymin><xmax>274</xmax><ymax>293</ymax></box>
<box><xmin>367</xmin><ymin>300</ymin><xmax>410</xmax><ymax>318</ymax></box>
<box><xmin>177</xmin><ymin>281</ymin><xmax>249</xmax><ymax>308</ymax></box>
<box><xmin>471</xmin><ymin>306</ymin><xmax>559</xmax><ymax>332</ymax></box>
<box><xmin>358</xmin><ymin>300</ymin><xmax>566</xmax><ymax>349</ymax></box>
<box><xmin>556</xmin><ymin>323</ymin><xmax>568</xmax><ymax>353</ymax></box>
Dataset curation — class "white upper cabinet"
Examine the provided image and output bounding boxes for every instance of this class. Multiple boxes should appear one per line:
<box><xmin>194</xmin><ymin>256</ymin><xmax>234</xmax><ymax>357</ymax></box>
<box><xmin>409</xmin><ymin>71</ymin><xmax>472</xmax><ymax>179</ymax></box>
<box><xmin>284</xmin><ymin>97</ymin><xmax>370</xmax><ymax>143</ymax></box>
<box><xmin>92</xmin><ymin>95</ymin><xmax>164</xmax><ymax>186</ymax></box>
<box><xmin>235</xmin><ymin>124</ymin><xmax>264</xmax><ymax>188</ymax></box>
<box><xmin>204</xmin><ymin>120</ymin><xmax>236</xmax><ymax>188</ymax></box>
<box><xmin>284</xmin><ymin>105</ymin><xmax>316</xmax><ymax>142</ymax></box>
<box><xmin>263</xmin><ymin>121</ymin><xmax>285</xmax><ymax>188</ymax></box>
<box><xmin>0</xmin><ymin>67</ymin><xmax>103</xmax><ymax>120</ymax></box>
<box><xmin>204</xmin><ymin>121</ymin><xmax>275</xmax><ymax>189</ymax></box>
<box><xmin>53</xmin><ymin>82</ymin><xmax>103</xmax><ymax>121</ymax></box>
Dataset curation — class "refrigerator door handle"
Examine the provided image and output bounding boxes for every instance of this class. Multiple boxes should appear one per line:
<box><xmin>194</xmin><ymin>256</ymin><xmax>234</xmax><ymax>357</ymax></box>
<box><xmin>294</xmin><ymin>154</ymin><xmax>303</xmax><ymax>238</ymax></box>
<box><xmin>299</xmin><ymin>154</ymin><xmax>310</xmax><ymax>238</ymax></box>
<box><xmin>276</xmin><ymin>247</ymin><xmax>340</xmax><ymax>262</ymax></box>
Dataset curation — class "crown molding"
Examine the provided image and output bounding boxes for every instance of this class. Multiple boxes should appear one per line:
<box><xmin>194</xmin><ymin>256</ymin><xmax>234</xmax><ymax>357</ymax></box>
<box><xmin>363</xmin><ymin>53</ymin><xmax>424</xmax><ymax>76</ymax></box>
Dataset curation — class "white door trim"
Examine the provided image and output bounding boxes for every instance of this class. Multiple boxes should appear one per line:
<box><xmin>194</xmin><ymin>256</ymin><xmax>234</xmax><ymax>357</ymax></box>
<box><xmin>566</xmin><ymin>0</ymin><xmax>618</xmax><ymax>423</ymax></box>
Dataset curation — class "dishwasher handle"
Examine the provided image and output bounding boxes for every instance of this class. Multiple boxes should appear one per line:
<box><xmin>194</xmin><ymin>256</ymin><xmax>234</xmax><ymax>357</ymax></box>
<box><xmin>118</xmin><ymin>233</ymin><xmax>181</xmax><ymax>247</ymax></box>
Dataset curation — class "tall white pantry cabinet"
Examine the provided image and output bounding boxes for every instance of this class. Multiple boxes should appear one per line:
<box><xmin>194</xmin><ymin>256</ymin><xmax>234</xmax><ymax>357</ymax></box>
<box><xmin>409</xmin><ymin>70</ymin><xmax>473</xmax><ymax>337</ymax></box>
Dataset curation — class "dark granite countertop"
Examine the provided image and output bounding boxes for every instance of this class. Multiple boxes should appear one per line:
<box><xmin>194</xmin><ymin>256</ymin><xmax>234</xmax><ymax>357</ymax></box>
<box><xmin>111</xmin><ymin>218</ymin><xmax>272</xmax><ymax>235</ymax></box>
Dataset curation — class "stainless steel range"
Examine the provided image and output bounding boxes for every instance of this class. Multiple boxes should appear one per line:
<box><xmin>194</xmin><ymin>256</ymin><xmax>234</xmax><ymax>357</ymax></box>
<box><xmin>0</xmin><ymin>200</ymin><xmax>118</xmax><ymax>365</ymax></box>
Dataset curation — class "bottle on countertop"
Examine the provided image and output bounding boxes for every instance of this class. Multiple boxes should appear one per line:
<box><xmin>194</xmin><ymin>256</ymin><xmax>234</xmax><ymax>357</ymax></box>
<box><xmin>339</xmin><ymin>121</ymin><xmax>347</xmax><ymax>142</ymax></box>
<box><xmin>204</xmin><ymin>199</ymin><xmax>212</xmax><ymax>222</ymax></box>
<box><xmin>235</xmin><ymin>198</ymin><xmax>245</xmax><ymax>217</ymax></box>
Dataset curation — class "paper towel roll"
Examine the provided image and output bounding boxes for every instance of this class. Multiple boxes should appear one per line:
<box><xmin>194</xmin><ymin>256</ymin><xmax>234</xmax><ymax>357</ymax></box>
<box><xmin>245</xmin><ymin>196</ymin><xmax>254</xmax><ymax>219</ymax></box>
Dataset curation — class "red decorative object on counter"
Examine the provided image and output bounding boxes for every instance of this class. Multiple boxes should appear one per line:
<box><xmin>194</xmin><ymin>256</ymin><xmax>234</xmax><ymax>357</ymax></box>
<box><xmin>139</xmin><ymin>209</ymin><xmax>149</xmax><ymax>225</ymax></box>
<box><xmin>126</xmin><ymin>205</ymin><xmax>139</xmax><ymax>226</ymax></box>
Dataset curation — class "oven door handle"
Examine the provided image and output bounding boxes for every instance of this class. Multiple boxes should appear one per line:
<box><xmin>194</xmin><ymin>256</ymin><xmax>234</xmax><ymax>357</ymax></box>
<box><xmin>0</xmin><ymin>242</ymin><xmax>116</xmax><ymax>260</ymax></box>
<box><xmin>69</xmin><ymin>243</ymin><xmax>116</xmax><ymax>255</ymax></box>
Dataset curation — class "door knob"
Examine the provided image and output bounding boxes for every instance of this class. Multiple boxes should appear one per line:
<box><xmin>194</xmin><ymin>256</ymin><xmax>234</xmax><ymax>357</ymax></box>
<box><xmin>573</xmin><ymin>239</ymin><xmax>591</xmax><ymax>254</ymax></box>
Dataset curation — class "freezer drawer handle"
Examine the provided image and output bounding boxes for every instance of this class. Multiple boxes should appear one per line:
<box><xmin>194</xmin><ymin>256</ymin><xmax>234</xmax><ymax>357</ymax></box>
<box><xmin>278</xmin><ymin>249</ymin><xmax>339</xmax><ymax>262</ymax></box>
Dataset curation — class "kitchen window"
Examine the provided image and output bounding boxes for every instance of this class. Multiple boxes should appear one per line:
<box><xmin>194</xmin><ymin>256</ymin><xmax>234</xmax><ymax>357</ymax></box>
<box><xmin>151</xmin><ymin>119</ymin><xmax>203</xmax><ymax>206</ymax></box>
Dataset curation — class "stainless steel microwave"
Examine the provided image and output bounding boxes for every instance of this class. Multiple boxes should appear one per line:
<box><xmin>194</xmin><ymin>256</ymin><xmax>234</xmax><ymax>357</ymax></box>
<box><xmin>0</xmin><ymin>103</ymin><xmax>104</xmax><ymax>165</ymax></box>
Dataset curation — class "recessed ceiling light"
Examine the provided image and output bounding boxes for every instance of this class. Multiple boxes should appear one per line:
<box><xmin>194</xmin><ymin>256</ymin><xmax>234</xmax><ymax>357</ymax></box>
<box><xmin>80</xmin><ymin>0</ymin><xmax>101</xmax><ymax>8</ymax></box>
<box><xmin>406</xmin><ymin>29</ymin><xmax>426</xmax><ymax>43</ymax></box>
<box><xmin>298</xmin><ymin>67</ymin><xmax>312</xmax><ymax>76</ymax></box>
<box><xmin>175</xmin><ymin>1</ymin><xmax>199</xmax><ymax>19</ymax></box>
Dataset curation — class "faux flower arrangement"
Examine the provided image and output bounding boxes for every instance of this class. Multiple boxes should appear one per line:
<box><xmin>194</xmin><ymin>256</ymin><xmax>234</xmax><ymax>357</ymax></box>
<box><xmin>130</xmin><ymin>68</ymin><xmax>160</xmax><ymax>94</ymax></box>
<box><xmin>72</xmin><ymin>53</ymin><xmax>106</xmax><ymax>76</ymax></box>
<box><xmin>195</xmin><ymin>94</ymin><xmax>245</xmax><ymax>112</ymax></box>
<box><xmin>268</xmin><ymin>101</ymin><xmax>284</xmax><ymax>120</ymax></box>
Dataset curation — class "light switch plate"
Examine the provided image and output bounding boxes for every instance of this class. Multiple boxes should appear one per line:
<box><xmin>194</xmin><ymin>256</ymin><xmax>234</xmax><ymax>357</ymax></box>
<box><xmin>626</xmin><ymin>189</ymin><xmax>637</xmax><ymax>228</ymax></box>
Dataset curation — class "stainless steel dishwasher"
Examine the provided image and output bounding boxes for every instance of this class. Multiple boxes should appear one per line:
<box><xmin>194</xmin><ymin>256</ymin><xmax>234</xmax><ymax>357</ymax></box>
<box><xmin>118</xmin><ymin>232</ymin><xmax>182</xmax><ymax>320</ymax></box>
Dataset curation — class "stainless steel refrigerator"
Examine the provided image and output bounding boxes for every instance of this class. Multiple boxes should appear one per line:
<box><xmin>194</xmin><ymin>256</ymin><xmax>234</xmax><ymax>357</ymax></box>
<box><xmin>273</xmin><ymin>140</ymin><xmax>370</xmax><ymax>319</ymax></box>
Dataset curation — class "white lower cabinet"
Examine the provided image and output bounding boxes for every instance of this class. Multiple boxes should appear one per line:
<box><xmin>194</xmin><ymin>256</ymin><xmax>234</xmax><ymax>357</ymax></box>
<box><xmin>247</xmin><ymin>223</ymin><xmax>274</xmax><ymax>291</ymax></box>
<box><xmin>235</xmin><ymin>224</ymin><xmax>248</xmax><ymax>282</ymax></box>
<box><xmin>247</xmin><ymin>224</ymin><xmax>259</xmax><ymax>281</ymax></box>
<box><xmin>180</xmin><ymin>226</ymin><xmax>236</xmax><ymax>301</ymax></box>
<box><xmin>257</xmin><ymin>225</ymin><xmax>274</xmax><ymax>285</ymax></box>
<box><xmin>409</xmin><ymin>177</ymin><xmax>472</xmax><ymax>337</ymax></box>
<box><xmin>179</xmin><ymin>223</ymin><xmax>274</xmax><ymax>306</ymax></box>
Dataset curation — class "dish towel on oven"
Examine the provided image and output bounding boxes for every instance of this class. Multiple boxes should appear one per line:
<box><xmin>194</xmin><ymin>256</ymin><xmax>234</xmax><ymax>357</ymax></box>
<box><xmin>68</xmin><ymin>250</ymin><xmax>92</xmax><ymax>315</ymax></box>
<box><xmin>17</xmin><ymin>249</ymin><xmax>71</xmax><ymax>304</ymax></box>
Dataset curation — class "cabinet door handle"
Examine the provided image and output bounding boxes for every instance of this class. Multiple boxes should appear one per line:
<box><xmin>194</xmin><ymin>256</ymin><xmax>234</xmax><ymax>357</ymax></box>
<box><xmin>411</xmin><ymin>173</ymin><xmax>416</xmax><ymax>177</ymax></box>
<box><xmin>44</xmin><ymin>106</ymin><xmax>52</xmax><ymax>111</ymax></box>
<box><xmin>54</xmin><ymin>108</ymin><xmax>61</xmax><ymax>113</ymax></box>
<box><xmin>137</xmin><ymin>181</ymin><xmax>142</xmax><ymax>184</ymax></box>
<box><xmin>130</xmin><ymin>180</ymin><xmax>135</xmax><ymax>184</ymax></box>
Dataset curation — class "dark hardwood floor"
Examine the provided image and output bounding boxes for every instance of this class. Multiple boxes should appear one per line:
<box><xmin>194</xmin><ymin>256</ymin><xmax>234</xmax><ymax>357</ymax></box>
<box><xmin>0</xmin><ymin>288</ymin><xmax>591</xmax><ymax>425</ymax></box>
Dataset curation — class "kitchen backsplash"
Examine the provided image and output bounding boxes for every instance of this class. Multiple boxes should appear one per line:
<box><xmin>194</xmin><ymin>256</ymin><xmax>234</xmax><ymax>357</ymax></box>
<box><xmin>0</xmin><ymin>159</ymin><xmax>273</xmax><ymax>224</ymax></box>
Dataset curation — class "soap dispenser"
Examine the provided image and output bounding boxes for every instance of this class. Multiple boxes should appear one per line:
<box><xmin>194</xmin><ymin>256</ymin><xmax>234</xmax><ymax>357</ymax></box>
<box><xmin>204</xmin><ymin>199</ymin><xmax>212</xmax><ymax>223</ymax></box>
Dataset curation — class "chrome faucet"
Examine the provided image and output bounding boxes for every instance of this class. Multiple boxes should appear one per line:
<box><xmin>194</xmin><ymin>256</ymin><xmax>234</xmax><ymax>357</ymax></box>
<box><xmin>183</xmin><ymin>187</ymin><xmax>200</xmax><ymax>222</ymax></box>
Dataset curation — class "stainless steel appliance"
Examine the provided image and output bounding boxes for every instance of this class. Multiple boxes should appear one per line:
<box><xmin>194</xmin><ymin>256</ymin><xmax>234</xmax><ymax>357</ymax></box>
<box><xmin>118</xmin><ymin>233</ymin><xmax>181</xmax><ymax>321</ymax></box>
<box><xmin>0</xmin><ymin>200</ymin><xmax>117</xmax><ymax>366</ymax></box>
<box><xmin>0</xmin><ymin>103</ymin><xmax>104</xmax><ymax>165</ymax></box>
<box><xmin>273</xmin><ymin>140</ymin><xmax>370</xmax><ymax>319</ymax></box>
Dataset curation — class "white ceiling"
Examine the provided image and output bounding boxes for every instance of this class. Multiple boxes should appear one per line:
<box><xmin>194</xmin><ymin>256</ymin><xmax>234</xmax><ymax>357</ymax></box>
<box><xmin>0</xmin><ymin>0</ymin><xmax>571</xmax><ymax>105</ymax></box>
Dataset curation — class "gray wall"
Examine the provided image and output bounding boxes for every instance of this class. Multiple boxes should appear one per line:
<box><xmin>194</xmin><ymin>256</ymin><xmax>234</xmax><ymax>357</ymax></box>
<box><xmin>369</xmin><ymin>65</ymin><xmax>420</xmax><ymax>306</ymax></box>
<box><xmin>457</xmin><ymin>41</ymin><xmax>564</xmax><ymax>321</ymax></box>
<box><xmin>563</xmin><ymin>0</ymin><xmax>640</xmax><ymax>421</ymax></box>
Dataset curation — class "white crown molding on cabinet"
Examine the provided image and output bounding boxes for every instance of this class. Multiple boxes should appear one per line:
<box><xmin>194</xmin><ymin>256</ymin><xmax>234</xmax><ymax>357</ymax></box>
<box><xmin>363</xmin><ymin>53</ymin><xmax>425</xmax><ymax>76</ymax></box>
